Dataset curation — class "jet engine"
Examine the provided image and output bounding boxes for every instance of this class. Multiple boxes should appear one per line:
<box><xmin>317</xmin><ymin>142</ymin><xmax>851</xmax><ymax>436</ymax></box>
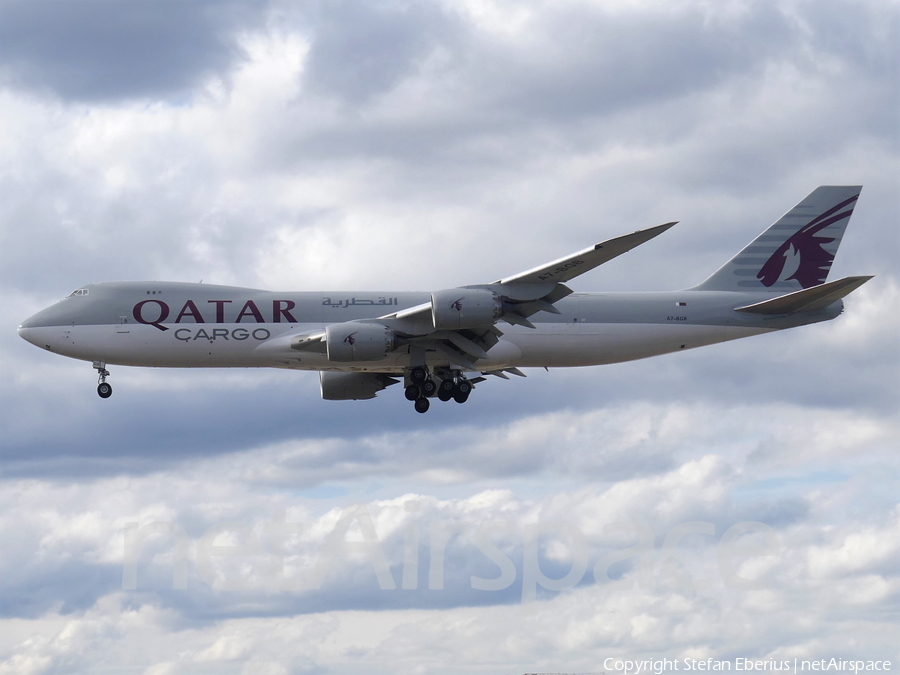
<box><xmin>431</xmin><ymin>288</ymin><xmax>502</xmax><ymax>330</ymax></box>
<box><xmin>319</xmin><ymin>372</ymin><xmax>398</xmax><ymax>400</ymax></box>
<box><xmin>325</xmin><ymin>322</ymin><xmax>395</xmax><ymax>362</ymax></box>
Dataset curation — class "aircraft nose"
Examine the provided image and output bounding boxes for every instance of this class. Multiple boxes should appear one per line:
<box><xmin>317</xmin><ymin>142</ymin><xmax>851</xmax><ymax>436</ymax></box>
<box><xmin>19</xmin><ymin>307</ymin><xmax>47</xmax><ymax>331</ymax></box>
<box><xmin>18</xmin><ymin>306</ymin><xmax>59</xmax><ymax>347</ymax></box>
<box><xmin>17</xmin><ymin>324</ymin><xmax>39</xmax><ymax>347</ymax></box>
<box><xmin>19</xmin><ymin>295</ymin><xmax>85</xmax><ymax>352</ymax></box>
<box><xmin>19</xmin><ymin>301</ymin><xmax>69</xmax><ymax>330</ymax></box>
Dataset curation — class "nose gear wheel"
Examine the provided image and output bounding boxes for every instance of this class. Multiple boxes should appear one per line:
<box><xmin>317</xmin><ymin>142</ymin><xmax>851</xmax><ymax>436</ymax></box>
<box><xmin>93</xmin><ymin>361</ymin><xmax>112</xmax><ymax>399</ymax></box>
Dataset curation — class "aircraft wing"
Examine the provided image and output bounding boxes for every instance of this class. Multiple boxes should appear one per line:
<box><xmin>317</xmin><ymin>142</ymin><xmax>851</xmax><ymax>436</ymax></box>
<box><xmin>494</xmin><ymin>222</ymin><xmax>677</xmax><ymax>285</ymax></box>
<box><xmin>381</xmin><ymin>221</ymin><xmax>677</xmax><ymax>326</ymax></box>
<box><xmin>350</xmin><ymin>221</ymin><xmax>678</xmax><ymax>371</ymax></box>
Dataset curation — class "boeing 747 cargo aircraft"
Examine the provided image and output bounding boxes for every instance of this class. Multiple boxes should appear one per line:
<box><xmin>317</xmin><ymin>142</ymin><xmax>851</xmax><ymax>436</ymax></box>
<box><xmin>19</xmin><ymin>186</ymin><xmax>871</xmax><ymax>413</ymax></box>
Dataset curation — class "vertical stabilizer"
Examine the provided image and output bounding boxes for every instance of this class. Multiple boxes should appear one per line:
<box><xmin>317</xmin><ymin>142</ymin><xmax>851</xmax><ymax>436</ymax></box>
<box><xmin>694</xmin><ymin>186</ymin><xmax>862</xmax><ymax>292</ymax></box>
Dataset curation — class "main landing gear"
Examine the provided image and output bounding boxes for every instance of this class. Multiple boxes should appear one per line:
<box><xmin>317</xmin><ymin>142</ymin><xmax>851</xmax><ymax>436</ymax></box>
<box><xmin>406</xmin><ymin>366</ymin><xmax>472</xmax><ymax>413</ymax></box>
<box><xmin>93</xmin><ymin>361</ymin><xmax>112</xmax><ymax>399</ymax></box>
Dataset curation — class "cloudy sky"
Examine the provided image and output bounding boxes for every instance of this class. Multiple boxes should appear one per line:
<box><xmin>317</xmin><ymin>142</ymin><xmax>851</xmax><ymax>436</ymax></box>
<box><xmin>1</xmin><ymin>0</ymin><xmax>898</xmax><ymax>673</ymax></box>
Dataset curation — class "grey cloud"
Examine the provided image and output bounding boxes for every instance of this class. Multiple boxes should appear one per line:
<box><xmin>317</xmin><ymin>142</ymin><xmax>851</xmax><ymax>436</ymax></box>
<box><xmin>321</xmin><ymin>0</ymin><xmax>789</xmax><ymax>122</ymax></box>
<box><xmin>0</xmin><ymin>0</ymin><xmax>265</xmax><ymax>101</ymax></box>
<box><xmin>1</xmin><ymin>560</ymin><xmax>122</xmax><ymax>618</ymax></box>
<box><xmin>298</xmin><ymin>0</ymin><xmax>464</xmax><ymax>104</ymax></box>
<box><xmin>468</xmin><ymin>3</ymin><xmax>791</xmax><ymax>120</ymax></box>
<box><xmin>0</xmin><ymin>165</ymin><xmax>305</xmax><ymax>296</ymax></box>
<box><xmin>799</xmin><ymin>0</ymin><xmax>900</xmax><ymax>76</ymax></box>
<box><xmin>274</xmin><ymin>0</ymin><xmax>896</xmax><ymax>167</ymax></box>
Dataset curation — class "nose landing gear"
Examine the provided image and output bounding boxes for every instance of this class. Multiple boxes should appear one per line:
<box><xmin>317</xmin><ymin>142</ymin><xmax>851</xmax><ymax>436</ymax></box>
<box><xmin>93</xmin><ymin>361</ymin><xmax>112</xmax><ymax>398</ymax></box>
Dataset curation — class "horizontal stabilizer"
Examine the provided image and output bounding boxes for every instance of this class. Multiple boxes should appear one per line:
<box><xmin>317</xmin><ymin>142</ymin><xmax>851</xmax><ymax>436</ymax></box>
<box><xmin>734</xmin><ymin>276</ymin><xmax>873</xmax><ymax>315</ymax></box>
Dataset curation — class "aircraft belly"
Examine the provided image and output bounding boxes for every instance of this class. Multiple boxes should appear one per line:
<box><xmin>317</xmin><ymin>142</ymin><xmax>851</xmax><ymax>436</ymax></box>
<box><xmin>26</xmin><ymin>321</ymin><xmax>768</xmax><ymax>372</ymax></box>
<box><xmin>507</xmin><ymin>323</ymin><xmax>769</xmax><ymax>367</ymax></box>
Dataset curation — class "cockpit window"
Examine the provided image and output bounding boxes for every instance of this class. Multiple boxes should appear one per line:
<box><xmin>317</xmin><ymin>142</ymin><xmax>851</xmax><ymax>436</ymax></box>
<box><xmin>67</xmin><ymin>288</ymin><xmax>89</xmax><ymax>297</ymax></box>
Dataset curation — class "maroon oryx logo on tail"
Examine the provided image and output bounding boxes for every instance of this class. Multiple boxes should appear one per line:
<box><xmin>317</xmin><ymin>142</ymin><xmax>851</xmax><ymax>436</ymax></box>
<box><xmin>757</xmin><ymin>195</ymin><xmax>858</xmax><ymax>288</ymax></box>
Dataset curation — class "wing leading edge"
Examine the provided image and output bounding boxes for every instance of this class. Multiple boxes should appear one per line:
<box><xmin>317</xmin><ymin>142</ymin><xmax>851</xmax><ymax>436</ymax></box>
<box><xmin>494</xmin><ymin>221</ymin><xmax>677</xmax><ymax>285</ymax></box>
<box><xmin>380</xmin><ymin>221</ymin><xmax>677</xmax><ymax>328</ymax></box>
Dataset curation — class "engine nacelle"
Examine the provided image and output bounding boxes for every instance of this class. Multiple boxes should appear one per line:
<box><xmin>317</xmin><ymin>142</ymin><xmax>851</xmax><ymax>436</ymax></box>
<box><xmin>325</xmin><ymin>322</ymin><xmax>394</xmax><ymax>362</ymax></box>
<box><xmin>431</xmin><ymin>288</ymin><xmax>502</xmax><ymax>330</ymax></box>
<box><xmin>320</xmin><ymin>372</ymin><xmax>395</xmax><ymax>400</ymax></box>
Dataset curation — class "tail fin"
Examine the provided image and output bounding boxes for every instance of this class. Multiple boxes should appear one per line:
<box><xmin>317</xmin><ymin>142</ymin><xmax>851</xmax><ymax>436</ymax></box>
<box><xmin>694</xmin><ymin>186</ymin><xmax>862</xmax><ymax>292</ymax></box>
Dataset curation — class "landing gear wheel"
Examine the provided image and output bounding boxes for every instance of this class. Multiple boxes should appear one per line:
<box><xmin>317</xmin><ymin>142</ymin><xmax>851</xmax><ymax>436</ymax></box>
<box><xmin>93</xmin><ymin>361</ymin><xmax>112</xmax><ymax>398</ymax></box>
<box><xmin>438</xmin><ymin>379</ymin><xmax>454</xmax><ymax>402</ymax></box>
<box><xmin>452</xmin><ymin>379</ymin><xmax>471</xmax><ymax>404</ymax></box>
<box><xmin>414</xmin><ymin>397</ymin><xmax>430</xmax><ymax>413</ymax></box>
<box><xmin>405</xmin><ymin>384</ymin><xmax>420</xmax><ymax>401</ymax></box>
<box><xmin>411</xmin><ymin>366</ymin><xmax>428</xmax><ymax>384</ymax></box>
<box><xmin>421</xmin><ymin>380</ymin><xmax>437</xmax><ymax>396</ymax></box>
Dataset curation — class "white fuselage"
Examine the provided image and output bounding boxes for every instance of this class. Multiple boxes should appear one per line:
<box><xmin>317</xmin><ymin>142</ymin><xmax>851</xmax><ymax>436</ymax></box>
<box><xmin>19</xmin><ymin>281</ymin><xmax>833</xmax><ymax>374</ymax></box>
<box><xmin>19</xmin><ymin>319</ymin><xmax>768</xmax><ymax>371</ymax></box>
